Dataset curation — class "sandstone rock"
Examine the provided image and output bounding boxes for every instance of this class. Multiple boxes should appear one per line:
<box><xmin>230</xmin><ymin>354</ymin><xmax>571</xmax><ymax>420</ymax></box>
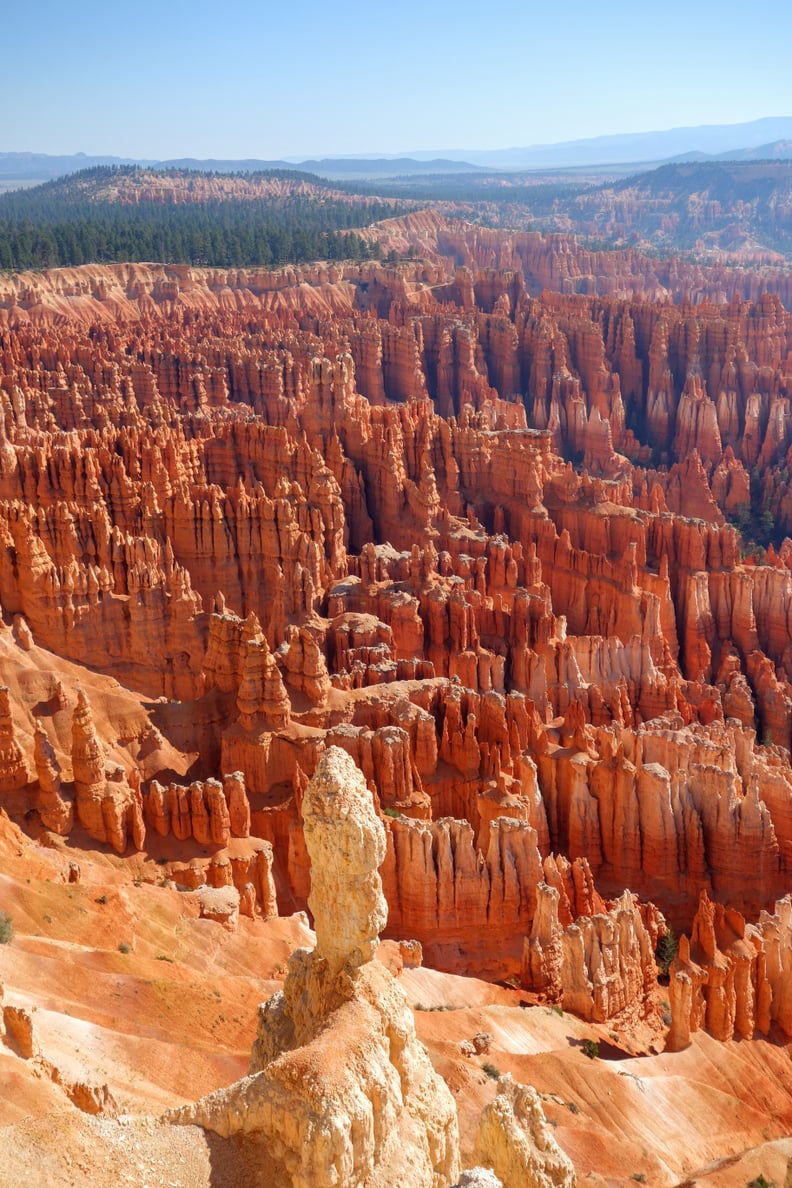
<box><xmin>71</xmin><ymin>690</ymin><xmax>108</xmax><ymax>837</ymax></box>
<box><xmin>34</xmin><ymin>719</ymin><xmax>72</xmax><ymax>834</ymax></box>
<box><xmin>523</xmin><ymin>884</ymin><xmax>657</xmax><ymax>1024</ymax></box>
<box><xmin>71</xmin><ymin>691</ymin><xmax>144</xmax><ymax>853</ymax></box>
<box><xmin>0</xmin><ymin>687</ymin><xmax>28</xmax><ymax>793</ymax></box>
<box><xmin>454</xmin><ymin>1171</ymin><xmax>504</xmax><ymax>1188</ymax></box>
<box><xmin>6</xmin><ymin>252</ymin><xmax>792</xmax><ymax>1062</ymax></box>
<box><xmin>665</xmin><ymin>934</ymin><xmax>708</xmax><ymax>1053</ymax></box>
<box><xmin>398</xmin><ymin>939</ymin><xmax>423</xmax><ymax>968</ymax></box>
<box><xmin>381</xmin><ymin>813</ymin><xmax>543</xmax><ymax>975</ymax></box>
<box><xmin>2</xmin><ymin>1004</ymin><xmax>39</xmax><ymax>1059</ymax></box>
<box><xmin>277</xmin><ymin>624</ymin><xmax>331</xmax><ymax>705</ymax></box>
<box><xmin>237</xmin><ymin>615</ymin><xmax>291</xmax><ymax>730</ymax></box>
<box><xmin>11</xmin><ymin>614</ymin><xmax>33</xmax><ymax>650</ymax></box>
<box><xmin>64</xmin><ymin>1081</ymin><xmax>117</xmax><ymax>1116</ymax></box>
<box><xmin>474</xmin><ymin>1074</ymin><xmax>576</xmax><ymax>1188</ymax></box>
<box><xmin>224</xmin><ymin>771</ymin><xmax>251</xmax><ymax>837</ymax></box>
<box><xmin>168</xmin><ymin>746</ymin><xmax>460</xmax><ymax>1187</ymax></box>
<box><xmin>195</xmin><ymin>885</ymin><xmax>240</xmax><ymax>931</ymax></box>
<box><xmin>668</xmin><ymin>892</ymin><xmax>792</xmax><ymax>1045</ymax></box>
<box><xmin>255</xmin><ymin>842</ymin><xmax>279</xmax><ymax>920</ymax></box>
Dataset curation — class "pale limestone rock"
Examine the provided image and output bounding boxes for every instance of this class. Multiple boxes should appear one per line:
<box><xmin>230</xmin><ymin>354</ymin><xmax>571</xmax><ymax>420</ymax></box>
<box><xmin>167</xmin><ymin>745</ymin><xmax>460</xmax><ymax>1188</ymax></box>
<box><xmin>195</xmin><ymin>885</ymin><xmax>240</xmax><ymax>931</ymax></box>
<box><xmin>455</xmin><ymin>1171</ymin><xmax>504</xmax><ymax>1188</ymax></box>
<box><xmin>302</xmin><ymin>745</ymin><xmax>387</xmax><ymax>972</ymax></box>
<box><xmin>475</xmin><ymin>1074</ymin><xmax>576</xmax><ymax>1188</ymax></box>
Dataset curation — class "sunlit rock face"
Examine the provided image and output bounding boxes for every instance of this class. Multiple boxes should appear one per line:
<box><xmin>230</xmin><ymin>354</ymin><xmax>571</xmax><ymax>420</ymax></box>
<box><xmin>169</xmin><ymin>746</ymin><xmax>460</xmax><ymax>1188</ymax></box>
<box><xmin>2</xmin><ymin>253</ymin><xmax>792</xmax><ymax>1016</ymax></box>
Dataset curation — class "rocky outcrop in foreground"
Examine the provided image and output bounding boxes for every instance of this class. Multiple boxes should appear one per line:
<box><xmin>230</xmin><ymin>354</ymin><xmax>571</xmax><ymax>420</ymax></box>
<box><xmin>167</xmin><ymin>747</ymin><xmax>574</xmax><ymax>1187</ymax></box>
<box><xmin>475</xmin><ymin>1076</ymin><xmax>576</xmax><ymax>1188</ymax></box>
<box><xmin>167</xmin><ymin>746</ymin><xmax>460</xmax><ymax>1187</ymax></box>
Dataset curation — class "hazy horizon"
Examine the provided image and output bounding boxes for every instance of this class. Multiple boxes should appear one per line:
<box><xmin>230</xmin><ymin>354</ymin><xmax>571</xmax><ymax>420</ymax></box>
<box><xmin>6</xmin><ymin>0</ymin><xmax>792</xmax><ymax>160</ymax></box>
<box><xmin>3</xmin><ymin>113</ymin><xmax>792</xmax><ymax>166</ymax></box>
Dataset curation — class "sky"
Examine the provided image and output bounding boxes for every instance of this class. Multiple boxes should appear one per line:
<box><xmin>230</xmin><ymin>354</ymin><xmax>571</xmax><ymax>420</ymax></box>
<box><xmin>5</xmin><ymin>0</ymin><xmax>792</xmax><ymax>160</ymax></box>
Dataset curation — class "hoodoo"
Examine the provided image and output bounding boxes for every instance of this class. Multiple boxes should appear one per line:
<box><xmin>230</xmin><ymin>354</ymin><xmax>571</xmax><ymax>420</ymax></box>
<box><xmin>2</xmin><ymin>207</ymin><xmax>792</xmax><ymax>1181</ymax></box>
<box><xmin>168</xmin><ymin>746</ymin><xmax>461</xmax><ymax>1187</ymax></box>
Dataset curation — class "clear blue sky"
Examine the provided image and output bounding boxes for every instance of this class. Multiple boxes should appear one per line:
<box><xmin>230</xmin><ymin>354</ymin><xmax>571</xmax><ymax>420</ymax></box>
<box><xmin>6</xmin><ymin>0</ymin><xmax>792</xmax><ymax>159</ymax></box>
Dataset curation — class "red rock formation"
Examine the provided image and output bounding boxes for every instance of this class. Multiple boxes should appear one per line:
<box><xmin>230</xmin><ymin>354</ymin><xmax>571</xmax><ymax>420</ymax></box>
<box><xmin>668</xmin><ymin>891</ymin><xmax>792</xmax><ymax>1048</ymax></box>
<box><xmin>523</xmin><ymin>884</ymin><xmax>658</xmax><ymax>1024</ymax></box>
<box><xmin>3</xmin><ymin>255</ymin><xmax>792</xmax><ymax>1016</ymax></box>
<box><xmin>146</xmin><ymin>770</ymin><xmax>252</xmax><ymax>849</ymax></box>
<box><xmin>0</xmin><ymin>686</ymin><xmax>28</xmax><ymax>793</ymax></box>
<box><xmin>33</xmin><ymin>719</ymin><xmax>72</xmax><ymax>835</ymax></box>
<box><xmin>71</xmin><ymin>691</ymin><xmax>145</xmax><ymax>853</ymax></box>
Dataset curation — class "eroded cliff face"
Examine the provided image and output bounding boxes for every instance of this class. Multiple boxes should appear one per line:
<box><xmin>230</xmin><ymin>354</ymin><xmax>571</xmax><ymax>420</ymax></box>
<box><xmin>2</xmin><ymin>256</ymin><xmax>792</xmax><ymax>1028</ymax></box>
<box><xmin>667</xmin><ymin>892</ymin><xmax>792</xmax><ymax>1050</ymax></box>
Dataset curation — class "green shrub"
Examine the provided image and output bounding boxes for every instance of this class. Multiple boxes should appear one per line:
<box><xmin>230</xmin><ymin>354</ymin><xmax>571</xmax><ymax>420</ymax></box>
<box><xmin>482</xmin><ymin>1062</ymin><xmax>501</xmax><ymax>1080</ymax></box>
<box><xmin>118</xmin><ymin>941</ymin><xmax>131</xmax><ymax>954</ymax></box>
<box><xmin>0</xmin><ymin>912</ymin><xmax>14</xmax><ymax>944</ymax></box>
<box><xmin>747</xmin><ymin>1176</ymin><xmax>774</xmax><ymax>1188</ymax></box>
<box><xmin>582</xmin><ymin>1039</ymin><xmax>599</xmax><ymax>1060</ymax></box>
<box><xmin>656</xmin><ymin>927</ymin><xmax>678</xmax><ymax>977</ymax></box>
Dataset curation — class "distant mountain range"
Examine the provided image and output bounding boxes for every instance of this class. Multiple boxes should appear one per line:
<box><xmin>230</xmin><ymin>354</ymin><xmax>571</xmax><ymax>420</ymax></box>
<box><xmin>409</xmin><ymin>117</ymin><xmax>792</xmax><ymax>169</ymax></box>
<box><xmin>2</xmin><ymin>117</ymin><xmax>792</xmax><ymax>183</ymax></box>
<box><xmin>670</xmin><ymin>139</ymin><xmax>792</xmax><ymax>163</ymax></box>
<box><xmin>0</xmin><ymin>152</ymin><xmax>486</xmax><ymax>184</ymax></box>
